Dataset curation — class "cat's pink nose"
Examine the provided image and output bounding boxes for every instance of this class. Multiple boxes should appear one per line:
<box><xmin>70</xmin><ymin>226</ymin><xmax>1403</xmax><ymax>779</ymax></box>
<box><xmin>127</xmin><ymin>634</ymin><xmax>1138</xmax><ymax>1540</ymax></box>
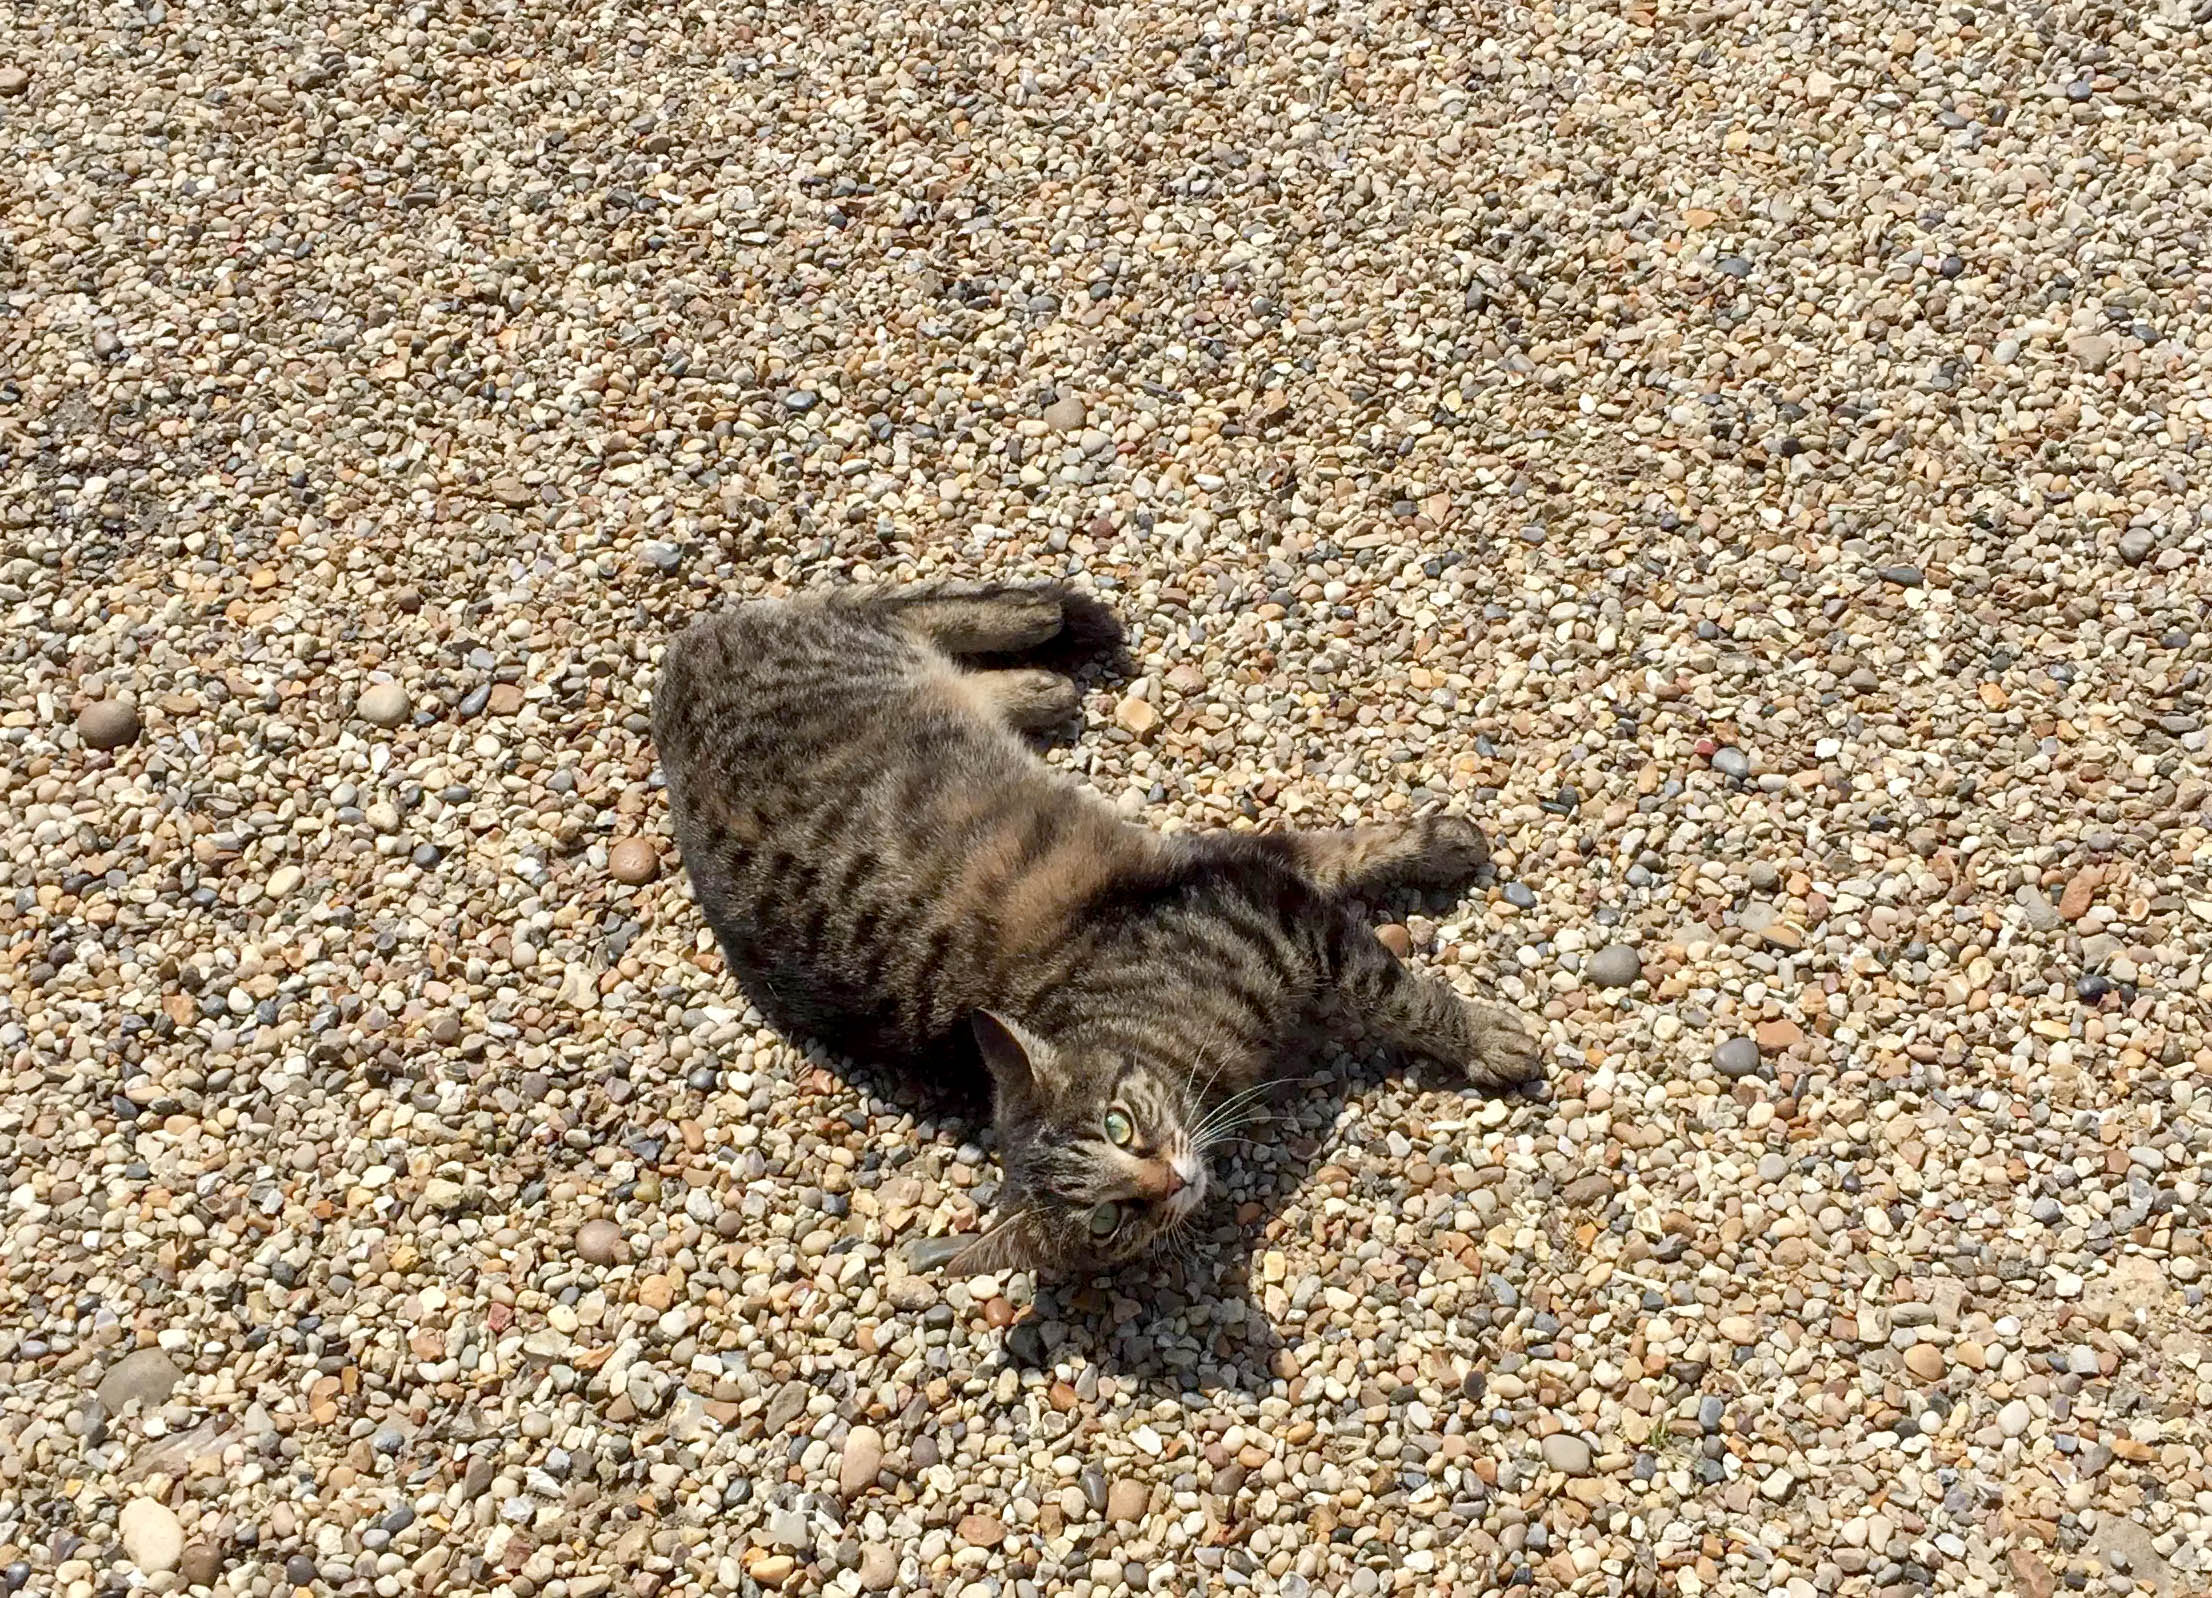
<box><xmin>1136</xmin><ymin>1161</ymin><xmax>1184</xmax><ymax>1200</ymax></box>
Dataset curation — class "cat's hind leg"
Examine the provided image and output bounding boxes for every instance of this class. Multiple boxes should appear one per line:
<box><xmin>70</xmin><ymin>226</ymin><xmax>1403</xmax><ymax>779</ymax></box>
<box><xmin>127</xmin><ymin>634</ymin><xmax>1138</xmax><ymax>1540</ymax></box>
<box><xmin>1246</xmin><ymin>814</ymin><xmax>1492</xmax><ymax>897</ymax></box>
<box><xmin>830</xmin><ymin>582</ymin><xmax>1067</xmax><ymax>655</ymax></box>
<box><xmin>962</xmin><ymin>667</ymin><xmax>1080</xmax><ymax>732</ymax></box>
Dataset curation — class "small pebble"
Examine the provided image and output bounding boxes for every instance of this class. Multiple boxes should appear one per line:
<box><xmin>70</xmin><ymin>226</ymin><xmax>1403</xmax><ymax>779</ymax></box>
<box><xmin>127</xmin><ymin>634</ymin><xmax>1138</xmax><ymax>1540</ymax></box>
<box><xmin>118</xmin><ymin>1500</ymin><xmax>183</xmax><ymax>1575</ymax></box>
<box><xmin>76</xmin><ymin>699</ymin><xmax>141</xmax><ymax>751</ymax></box>
<box><xmin>1541</xmin><ymin>1434</ymin><xmax>1593</xmax><ymax>1476</ymax></box>
<box><xmin>357</xmin><ymin>682</ymin><xmax>411</xmax><ymax>728</ymax></box>
<box><xmin>1585</xmin><ymin>945</ymin><xmax>1641</xmax><ymax>988</ymax></box>
<box><xmin>574</xmin><ymin>1219</ymin><xmax>624</xmax><ymax>1266</ymax></box>
<box><xmin>1714</xmin><ymin>1038</ymin><xmax>1764</xmax><ymax>1078</ymax></box>
<box><xmin>839</xmin><ymin>1426</ymin><xmax>884</xmax><ymax>1497</ymax></box>
<box><xmin>609</xmin><ymin>838</ymin><xmax>661</xmax><ymax>885</ymax></box>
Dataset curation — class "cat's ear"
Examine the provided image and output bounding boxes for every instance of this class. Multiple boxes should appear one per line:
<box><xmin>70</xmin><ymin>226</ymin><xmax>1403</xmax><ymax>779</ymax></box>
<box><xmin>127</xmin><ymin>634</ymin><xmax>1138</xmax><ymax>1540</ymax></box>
<box><xmin>972</xmin><ymin>1011</ymin><xmax>1060</xmax><ymax>1108</ymax></box>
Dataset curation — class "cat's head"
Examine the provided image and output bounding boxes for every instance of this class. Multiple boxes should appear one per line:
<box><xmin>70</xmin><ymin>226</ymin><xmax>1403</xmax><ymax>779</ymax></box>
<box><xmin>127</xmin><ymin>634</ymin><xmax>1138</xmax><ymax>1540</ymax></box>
<box><xmin>957</xmin><ymin>1011</ymin><xmax>1207</xmax><ymax>1273</ymax></box>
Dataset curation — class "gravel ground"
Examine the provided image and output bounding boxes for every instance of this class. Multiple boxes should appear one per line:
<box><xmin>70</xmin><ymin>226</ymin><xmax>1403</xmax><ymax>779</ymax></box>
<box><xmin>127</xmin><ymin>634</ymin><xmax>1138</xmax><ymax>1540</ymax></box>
<box><xmin>5</xmin><ymin>0</ymin><xmax>2211</xmax><ymax>1594</ymax></box>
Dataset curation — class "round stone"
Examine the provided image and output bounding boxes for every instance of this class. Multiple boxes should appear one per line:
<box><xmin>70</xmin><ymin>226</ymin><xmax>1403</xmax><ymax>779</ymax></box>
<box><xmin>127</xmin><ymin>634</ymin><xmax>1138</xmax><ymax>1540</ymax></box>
<box><xmin>1540</xmin><ymin>1434</ymin><xmax>1592</xmax><ymax>1475</ymax></box>
<box><xmin>178</xmin><ymin>1543</ymin><xmax>222</xmax><ymax>1587</ymax></box>
<box><xmin>119</xmin><ymin>1499</ymin><xmax>183</xmax><ymax>1574</ymax></box>
<box><xmin>97</xmin><ymin>1347</ymin><xmax>183</xmax><ymax>1412</ymax></box>
<box><xmin>609</xmin><ymin>838</ymin><xmax>660</xmax><ymax>885</ymax></box>
<box><xmin>77</xmin><ymin>700</ymin><xmax>141</xmax><ymax>751</ymax></box>
<box><xmin>574</xmin><ymin>1219</ymin><xmax>624</xmax><ymax>1265</ymax></box>
<box><xmin>1903</xmin><ymin>1345</ymin><xmax>1946</xmax><ymax>1382</ymax></box>
<box><xmin>1107</xmin><ymin>1478</ymin><xmax>1148</xmax><ymax>1524</ymax></box>
<box><xmin>1585</xmin><ymin>945</ymin><xmax>1641</xmax><ymax>988</ymax></box>
<box><xmin>1714</xmin><ymin>1038</ymin><xmax>1763</xmax><ymax>1078</ymax></box>
<box><xmin>0</xmin><ymin>68</ymin><xmax>28</xmax><ymax>98</ymax></box>
<box><xmin>1711</xmin><ymin>746</ymin><xmax>1751</xmax><ymax>780</ymax></box>
<box><xmin>358</xmin><ymin>682</ymin><xmax>411</xmax><ymax>728</ymax></box>
<box><xmin>1374</xmin><ymin>923</ymin><xmax>1413</xmax><ymax>958</ymax></box>
<box><xmin>1044</xmin><ymin>394</ymin><xmax>1088</xmax><ymax>430</ymax></box>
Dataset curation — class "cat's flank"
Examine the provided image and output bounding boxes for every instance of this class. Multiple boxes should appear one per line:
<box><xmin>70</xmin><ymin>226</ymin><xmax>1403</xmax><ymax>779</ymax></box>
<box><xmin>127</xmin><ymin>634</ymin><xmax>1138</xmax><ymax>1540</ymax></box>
<box><xmin>652</xmin><ymin>582</ymin><xmax>1543</xmax><ymax>1273</ymax></box>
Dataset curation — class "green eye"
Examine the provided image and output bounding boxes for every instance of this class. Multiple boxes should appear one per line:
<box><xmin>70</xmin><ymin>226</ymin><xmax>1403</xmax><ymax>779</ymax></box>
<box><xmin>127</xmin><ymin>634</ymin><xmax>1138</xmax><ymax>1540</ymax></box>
<box><xmin>1102</xmin><ymin>1109</ymin><xmax>1135</xmax><ymax>1146</ymax></box>
<box><xmin>1087</xmin><ymin>1201</ymin><xmax>1123</xmax><ymax>1237</ymax></box>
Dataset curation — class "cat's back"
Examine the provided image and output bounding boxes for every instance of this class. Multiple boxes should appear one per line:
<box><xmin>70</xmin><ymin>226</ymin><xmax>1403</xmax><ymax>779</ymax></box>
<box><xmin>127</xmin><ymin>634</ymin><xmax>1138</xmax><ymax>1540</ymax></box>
<box><xmin>651</xmin><ymin>593</ymin><xmax>1147</xmax><ymax>1052</ymax></box>
<box><xmin>654</xmin><ymin>594</ymin><xmax>1026</xmax><ymax>802</ymax></box>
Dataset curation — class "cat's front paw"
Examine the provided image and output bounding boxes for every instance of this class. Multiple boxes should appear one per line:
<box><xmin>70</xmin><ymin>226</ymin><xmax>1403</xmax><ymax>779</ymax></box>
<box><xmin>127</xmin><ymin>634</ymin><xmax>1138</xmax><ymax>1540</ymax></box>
<box><xmin>1461</xmin><ymin>1001</ymin><xmax>1545</xmax><ymax>1089</ymax></box>
<box><xmin>1411</xmin><ymin>814</ymin><xmax>1492</xmax><ymax>890</ymax></box>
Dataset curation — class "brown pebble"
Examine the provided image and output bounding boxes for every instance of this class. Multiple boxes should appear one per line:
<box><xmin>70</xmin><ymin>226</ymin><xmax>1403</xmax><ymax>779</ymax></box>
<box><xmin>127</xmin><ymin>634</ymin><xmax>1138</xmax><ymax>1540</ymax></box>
<box><xmin>177</xmin><ymin>1542</ymin><xmax>223</xmax><ymax>1587</ymax></box>
<box><xmin>2058</xmin><ymin>870</ymin><xmax>2098</xmax><ymax>921</ymax></box>
<box><xmin>1753</xmin><ymin>1018</ymin><xmax>1804</xmax><ymax>1052</ymax></box>
<box><xmin>609</xmin><ymin>838</ymin><xmax>661</xmax><ymax>885</ymax></box>
<box><xmin>574</xmin><ymin>1218</ymin><xmax>624</xmax><ymax>1265</ymax></box>
<box><xmin>1374</xmin><ymin>923</ymin><xmax>1413</xmax><ymax>958</ymax></box>
<box><xmin>77</xmin><ymin>699</ymin><xmax>142</xmax><ymax>751</ymax></box>
<box><xmin>983</xmin><ymin>1296</ymin><xmax>1015</xmax><ymax>1328</ymax></box>
<box><xmin>1114</xmin><ymin>693</ymin><xmax>1160</xmax><ymax>736</ymax></box>
<box><xmin>1903</xmin><ymin>1345</ymin><xmax>1946</xmax><ymax>1382</ymax></box>
<box><xmin>956</xmin><ymin>1513</ymin><xmax>1005</xmax><ymax>1547</ymax></box>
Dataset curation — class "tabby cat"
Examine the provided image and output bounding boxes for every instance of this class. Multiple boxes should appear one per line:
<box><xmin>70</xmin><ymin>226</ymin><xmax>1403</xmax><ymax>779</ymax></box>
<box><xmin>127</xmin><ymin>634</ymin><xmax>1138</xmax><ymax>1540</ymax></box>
<box><xmin>652</xmin><ymin>582</ymin><xmax>1543</xmax><ymax>1273</ymax></box>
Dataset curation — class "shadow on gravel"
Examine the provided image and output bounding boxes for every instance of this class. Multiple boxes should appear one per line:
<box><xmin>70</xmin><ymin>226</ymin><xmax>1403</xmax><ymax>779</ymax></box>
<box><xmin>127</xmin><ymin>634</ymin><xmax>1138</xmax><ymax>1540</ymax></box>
<box><xmin>968</xmin><ymin>1041</ymin><xmax>1549</xmax><ymax>1403</ymax></box>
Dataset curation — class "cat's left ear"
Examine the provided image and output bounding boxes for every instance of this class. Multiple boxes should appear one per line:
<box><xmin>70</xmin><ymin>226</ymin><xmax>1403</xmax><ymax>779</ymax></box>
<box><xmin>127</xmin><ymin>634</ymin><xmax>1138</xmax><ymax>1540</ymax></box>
<box><xmin>972</xmin><ymin>1011</ymin><xmax>1062</xmax><ymax>1110</ymax></box>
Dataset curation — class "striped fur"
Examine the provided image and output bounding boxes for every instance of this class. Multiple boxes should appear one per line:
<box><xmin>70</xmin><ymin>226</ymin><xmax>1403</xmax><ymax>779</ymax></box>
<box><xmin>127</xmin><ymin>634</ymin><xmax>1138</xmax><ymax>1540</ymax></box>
<box><xmin>653</xmin><ymin>582</ymin><xmax>1543</xmax><ymax>1273</ymax></box>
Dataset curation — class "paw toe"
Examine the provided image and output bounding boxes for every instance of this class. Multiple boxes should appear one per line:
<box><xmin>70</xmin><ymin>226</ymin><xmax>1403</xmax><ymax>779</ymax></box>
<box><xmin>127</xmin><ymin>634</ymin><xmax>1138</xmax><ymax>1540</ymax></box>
<box><xmin>1466</xmin><ymin>1008</ymin><xmax>1545</xmax><ymax>1088</ymax></box>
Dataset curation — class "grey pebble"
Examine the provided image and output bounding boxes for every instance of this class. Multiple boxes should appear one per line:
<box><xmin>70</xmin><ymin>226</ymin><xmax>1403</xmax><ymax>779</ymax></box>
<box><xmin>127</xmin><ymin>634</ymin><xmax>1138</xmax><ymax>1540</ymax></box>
<box><xmin>96</xmin><ymin>1348</ymin><xmax>183</xmax><ymax>1413</ymax></box>
<box><xmin>1714</xmin><ymin>1038</ymin><xmax>1764</xmax><ymax>1079</ymax></box>
<box><xmin>1585</xmin><ymin>945</ymin><xmax>1641</xmax><ymax>989</ymax></box>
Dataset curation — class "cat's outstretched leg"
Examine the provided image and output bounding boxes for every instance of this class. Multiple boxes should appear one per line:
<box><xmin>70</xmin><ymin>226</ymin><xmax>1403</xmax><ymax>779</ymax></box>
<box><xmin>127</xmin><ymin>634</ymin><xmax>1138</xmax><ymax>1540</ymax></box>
<box><xmin>1321</xmin><ymin>911</ymin><xmax>1543</xmax><ymax>1088</ymax></box>
<box><xmin>830</xmin><ymin>582</ymin><xmax>1067</xmax><ymax>655</ymax></box>
<box><xmin>963</xmin><ymin>668</ymin><xmax>1080</xmax><ymax>731</ymax></box>
<box><xmin>1245</xmin><ymin>814</ymin><xmax>1492</xmax><ymax>898</ymax></box>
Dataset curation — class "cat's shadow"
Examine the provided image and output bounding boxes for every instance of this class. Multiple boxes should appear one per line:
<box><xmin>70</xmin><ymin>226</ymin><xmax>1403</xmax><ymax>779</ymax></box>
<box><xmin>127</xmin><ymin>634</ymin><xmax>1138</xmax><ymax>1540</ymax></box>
<box><xmin>1002</xmin><ymin>1057</ymin><xmax>1543</xmax><ymax>1401</ymax></box>
<box><xmin>856</xmin><ymin>1033</ymin><xmax>1542</xmax><ymax>1403</ymax></box>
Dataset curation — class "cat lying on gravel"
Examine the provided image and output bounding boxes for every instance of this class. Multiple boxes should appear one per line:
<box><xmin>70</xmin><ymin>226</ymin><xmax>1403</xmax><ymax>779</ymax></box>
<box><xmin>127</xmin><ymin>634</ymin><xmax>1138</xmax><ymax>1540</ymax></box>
<box><xmin>652</xmin><ymin>582</ymin><xmax>1543</xmax><ymax>1273</ymax></box>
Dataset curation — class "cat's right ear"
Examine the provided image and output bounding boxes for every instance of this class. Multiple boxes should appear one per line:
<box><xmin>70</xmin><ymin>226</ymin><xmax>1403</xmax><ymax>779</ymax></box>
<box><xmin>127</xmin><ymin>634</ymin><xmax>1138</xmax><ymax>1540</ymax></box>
<box><xmin>972</xmin><ymin>1010</ymin><xmax>1059</xmax><ymax>1109</ymax></box>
